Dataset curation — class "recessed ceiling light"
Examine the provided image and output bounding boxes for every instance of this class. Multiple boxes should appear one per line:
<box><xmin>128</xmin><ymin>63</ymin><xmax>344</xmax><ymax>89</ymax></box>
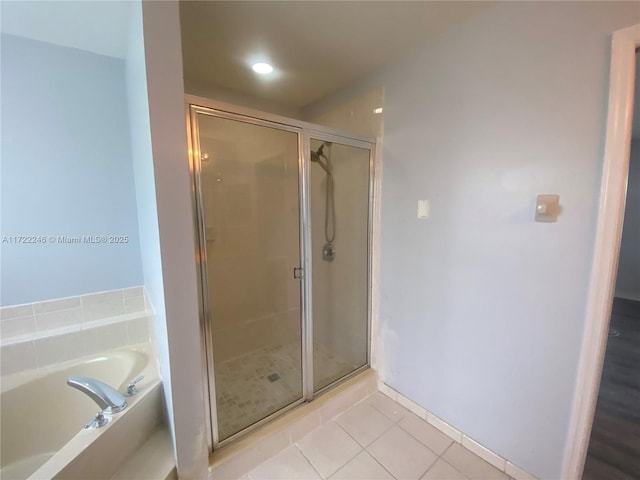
<box><xmin>374</xmin><ymin>107</ymin><xmax>383</xmax><ymax>114</ymax></box>
<box><xmin>252</xmin><ymin>62</ymin><xmax>273</xmax><ymax>74</ymax></box>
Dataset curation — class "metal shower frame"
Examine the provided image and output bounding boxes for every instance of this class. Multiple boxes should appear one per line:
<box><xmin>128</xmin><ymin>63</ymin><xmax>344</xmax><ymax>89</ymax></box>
<box><xmin>185</xmin><ymin>94</ymin><xmax>376</xmax><ymax>451</ymax></box>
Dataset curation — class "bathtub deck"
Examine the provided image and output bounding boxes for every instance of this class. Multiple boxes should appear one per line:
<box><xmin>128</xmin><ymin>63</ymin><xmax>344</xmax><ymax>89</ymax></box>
<box><xmin>111</xmin><ymin>427</ymin><xmax>176</xmax><ymax>480</ymax></box>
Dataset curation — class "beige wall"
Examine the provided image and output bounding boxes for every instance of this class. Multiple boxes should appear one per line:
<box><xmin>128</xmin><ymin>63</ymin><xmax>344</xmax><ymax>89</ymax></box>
<box><xmin>307</xmin><ymin>87</ymin><xmax>384</xmax><ymax>139</ymax></box>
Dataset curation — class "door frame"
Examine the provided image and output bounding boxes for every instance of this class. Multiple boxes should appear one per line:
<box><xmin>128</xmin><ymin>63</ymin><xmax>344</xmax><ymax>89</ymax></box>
<box><xmin>562</xmin><ymin>23</ymin><xmax>640</xmax><ymax>479</ymax></box>
<box><xmin>185</xmin><ymin>95</ymin><xmax>377</xmax><ymax>452</ymax></box>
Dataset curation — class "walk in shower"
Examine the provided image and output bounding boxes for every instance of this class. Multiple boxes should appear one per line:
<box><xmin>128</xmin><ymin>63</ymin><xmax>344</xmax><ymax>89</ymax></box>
<box><xmin>187</xmin><ymin>100</ymin><xmax>374</xmax><ymax>449</ymax></box>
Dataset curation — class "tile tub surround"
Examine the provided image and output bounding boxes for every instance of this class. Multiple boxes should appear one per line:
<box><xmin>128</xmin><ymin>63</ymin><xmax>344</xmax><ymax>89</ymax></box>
<box><xmin>0</xmin><ymin>287</ymin><xmax>150</xmax><ymax>375</ymax></box>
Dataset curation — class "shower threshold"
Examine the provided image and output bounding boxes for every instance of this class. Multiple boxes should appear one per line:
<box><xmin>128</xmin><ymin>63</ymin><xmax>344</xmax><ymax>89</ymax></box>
<box><xmin>209</xmin><ymin>368</ymin><xmax>376</xmax><ymax>478</ymax></box>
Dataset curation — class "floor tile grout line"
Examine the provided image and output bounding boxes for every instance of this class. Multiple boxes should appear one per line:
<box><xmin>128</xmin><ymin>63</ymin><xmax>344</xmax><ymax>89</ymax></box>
<box><xmin>331</xmin><ymin>415</ymin><xmax>399</xmax><ymax>479</ymax></box>
<box><xmin>334</xmin><ymin>408</ymin><xmax>397</xmax><ymax>450</ymax></box>
<box><xmin>360</xmin><ymin>447</ymin><xmax>400</xmax><ymax>480</ymax></box>
<box><xmin>395</xmin><ymin>414</ymin><xmax>454</xmax><ymax>457</ymax></box>
<box><xmin>295</xmin><ymin>437</ymin><xmax>368</xmax><ymax>480</ymax></box>
<box><xmin>364</xmin><ymin>423</ymin><xmax>442</xmax><ymax>480</ymax></box>
<box><xmin>416</xmin><ymin>456</ymin><xmax>440</xmax><ymax>480</ymax></box>
<box><xmin>439</xmin><ymin>442</ymin><xmax>508</xmax><ymax>480</ymax></box>
<box><xmin>294</xmin><ymin>443</ymin><xmax>326</xmax><ymax>479</ymax></box>
<box><xmin>302</xmin><ymin>421</ymin><xmax>366</xmax><ymax>479</ymax></box>
<box><xmin>323</xmin><ymin>446</ymin><xmax>365</xmax><ymax>479</ymax></box>
<box><xmin>419</xmin><ymin>449</ymin><xmax>471</xmax><ymax>480</ymax></box>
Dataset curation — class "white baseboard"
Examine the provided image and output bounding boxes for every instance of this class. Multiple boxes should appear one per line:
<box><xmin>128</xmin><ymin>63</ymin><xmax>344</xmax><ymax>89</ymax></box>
<box><xmin>379</xmin><ymin>383</ymin><xmax>538</xmax><ymax>480</ymax></box>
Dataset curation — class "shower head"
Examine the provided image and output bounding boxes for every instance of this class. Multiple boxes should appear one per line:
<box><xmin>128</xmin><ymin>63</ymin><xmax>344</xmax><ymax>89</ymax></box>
<box><xmin>311</xmin><ymin>142</ymin><xmax>331</xmax><ymax>163</ymax></box>
<box><xmin>311</xmin><ymin>142</ymin><xmax>332</xmax><ymax>176</ymax></box>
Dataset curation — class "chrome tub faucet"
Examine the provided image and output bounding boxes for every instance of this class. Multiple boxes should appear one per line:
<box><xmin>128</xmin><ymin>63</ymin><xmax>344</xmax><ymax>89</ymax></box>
<box><xmin>67</xmin><ymin>376</ymin><xmax>127</xmax><ymax>414</ymax></box>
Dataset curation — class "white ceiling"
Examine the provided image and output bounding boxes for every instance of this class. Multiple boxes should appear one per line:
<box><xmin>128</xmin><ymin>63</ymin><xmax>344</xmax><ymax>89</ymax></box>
<box><xmin>179</xmin><ymin>1</ymin><xmax>494</xmax><ymax>109</ymax></box>
<box><xmin>0</xmin><ymin>1</ymin><xmax>131</xmax><ymax>59</ymax></box>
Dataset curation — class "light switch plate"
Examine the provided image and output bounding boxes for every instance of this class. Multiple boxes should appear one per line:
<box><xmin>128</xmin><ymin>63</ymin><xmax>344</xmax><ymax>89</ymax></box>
<box><xmin>535</xmin><ymin>194</ymin><xmax>560</xmax><ymax>222</ymax></box>
<box><xmin>417</xmin><ymin>199</ymin><xmax>429</xmax><ymax>219</ymax></box>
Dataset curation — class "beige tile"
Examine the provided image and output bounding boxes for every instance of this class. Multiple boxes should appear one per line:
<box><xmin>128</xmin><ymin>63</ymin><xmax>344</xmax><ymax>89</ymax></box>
<box><xmin>123</xmin><ymin>286</ymin><xmax>144</xmax><ymax>299</ymax></box>
<box><xmin>34</xmin><ymin>331</ymin><xmax>84</xmax><ymax>367</ymax></box>
<box><xmin>126</xmin><ymin>317</ymin><xmax>149</xmax><ymax>344</ymax></box>
<box><xmin>212</xmin><ymin>440</ymin><xmax>276</xmax><ymax>480</ymax></box>
<box><xmin>330</xmin><ymin>451</ymin><xmax>393</xmax><ymax>480</ymax></box>
<box><xmin>336</xmin><ymin>402</ymin><xmax>393</xmax><ymax>447</ymax></box>
<box><xmin>297</xmin><ymin>422</ymin><xmax>361</xmax><ymax>478</ymax></box>
<box><xmin>396</xmin><ymin>392</ymin><xmax>427</xmax><ymax>418</ymax></box>
<box><xmin>124</xmin><ymin>295</ymin><xmax>145</xmax><ymax>314</ymax></box>
<box><xmin>33</xmin><ymin>296</ymin><xmax>81</xmax><ymax>314</ymax></box>
<box><xmin>462</xmin><ymin>436</ymin><xmax>506</xmax><ymax>471</ymax></box>
<box><xmin>505</xmin><ymin>461</ymin><xmax>538</xmax><ymax>480</ymax></box>
<box><xmin>0</xmin><ymin>315</ymin><xmax>36</xmax><ymax>338</ymax></box>
<box><xmin>0</xmin><ymin>304</ymin><xmax>34</xmax><ymax>320</ymax></box>
<box><xmin>83</xmin><ymin>323</ymin><xmax>128</xmax><ymax>355</ymax></box>
<box><xmin>377</xmin><ymin>383</ymin><xmax>397</xmax><ymax>401</ymax></box>
<box><xmin>442</xmin><ymin>443</ymin><xmax>509</xmax><ymax>480</ymax></box>
<box><xmin>249</xmin><ymin>445</ymin><xmax>321</xmax><ymax>480</ymax></box>
<box><xmin>288</xmin><ymin>411</ymin><xmax>322</xmax><ymax>444</ymax></box>
<box><xmin>1</xmin><ymin>340</ymin><xmax>37</xmax><ymax>375</ymax></box>
<box><xmin>368</xmin><ymin>392</ymin><xmax>408</xmax><ymax>422</ymax></box>
<box><xmin>425</xmin><ymin>412</ymin><xmax>463</xmax><ymax>443</ymax></box>
<box><xmin>421</xmin><ymin>459</ymin><xmax>468</xmax><ymax>480</ymax></box>
<box><xmin>367</xmin><ymin>426</ymin><xmax>438</xmax><ymax>480</ymax></box>
<box><xmin>318</xmin><ymin>388</ymin><xmax>370</xmax><ymax>423</ymax></box>
<box><xmin>82</xmin><ymin>290</ymin><xmax>125</xmax><ymax>321</ymax></box>
<box><xmin>399</xmin><ymin>413</ymin><xmax>453</xmax><ymax>455</ymax></box>
<box><xmin>35</xmin><ymin>307</ymin><xmax>83</xmax><ymax>331</ymax></box>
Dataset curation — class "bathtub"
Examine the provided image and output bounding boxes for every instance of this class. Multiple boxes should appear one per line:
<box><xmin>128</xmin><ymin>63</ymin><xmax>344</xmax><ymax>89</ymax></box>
<box><xmin>0</xmin><ymin>344</ymin><xmax>161</xmax><ymax>479</ymax></box>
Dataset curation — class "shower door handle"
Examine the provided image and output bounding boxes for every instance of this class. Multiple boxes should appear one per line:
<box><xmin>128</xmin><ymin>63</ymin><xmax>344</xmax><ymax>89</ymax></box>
<box><xmin>293</xmin><ymin>267</ymin><xmax>303</xmax><ymax>279</ymax></box>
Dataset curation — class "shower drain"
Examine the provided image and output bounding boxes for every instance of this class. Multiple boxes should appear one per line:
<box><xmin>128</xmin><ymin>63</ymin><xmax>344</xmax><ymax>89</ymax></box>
<box><xmin>266</xmin><ymin>372</ymin><xmax>281</xmax><ymax>383</ymax></box>
<box><xmin>609</xmin><ymin>328</ymin><xmax>620</xmax><ymax>337</ymax></box>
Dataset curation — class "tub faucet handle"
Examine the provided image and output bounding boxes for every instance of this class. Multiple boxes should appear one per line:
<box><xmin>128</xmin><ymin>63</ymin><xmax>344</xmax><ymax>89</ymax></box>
<box><xmin>126</xmin><ymin>375</ymin><xmax>144</xmax><ymax>396</ymax></box>
<box><xmin>85</xmin><ymin>412</ymin><xmax>109</xmax><ymax>429</ymax></box>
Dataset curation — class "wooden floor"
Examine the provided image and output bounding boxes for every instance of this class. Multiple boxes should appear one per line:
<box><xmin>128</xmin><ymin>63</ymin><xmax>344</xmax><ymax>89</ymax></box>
<box><xmin>583</xmin><ymin>297</ymin><xmax>640</xmax><ymax>480</ymax></box>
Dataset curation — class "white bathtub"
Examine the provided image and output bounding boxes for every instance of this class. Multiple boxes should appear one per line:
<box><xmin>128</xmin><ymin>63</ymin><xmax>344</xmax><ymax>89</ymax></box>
<box><xmin>0</xmin><ymin>344</ymin><xmax>160</xmax><ymax>479</ymax></box>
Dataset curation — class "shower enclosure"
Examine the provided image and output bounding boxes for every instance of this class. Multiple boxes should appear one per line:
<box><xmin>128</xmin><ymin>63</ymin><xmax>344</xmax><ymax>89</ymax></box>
<box><xmin>187</xmin><ymin>98</ymin><xmax>374</xmax><ymax>449</ymax></box>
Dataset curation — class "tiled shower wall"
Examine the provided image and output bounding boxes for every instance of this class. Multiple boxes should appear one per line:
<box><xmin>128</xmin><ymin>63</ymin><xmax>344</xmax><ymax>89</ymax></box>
<box><xmin>200</xmin><ymin>121</ymin><xmax>301</xmax><ymax>364</ymax></box>
<box><xmin>310</xmin><ymin>141</ymin><xmax>370</xmax><ymax>369</ymax></box>
<box><xmin>0</xmin><ymin>286</ymin><xmax>150</xmax><ymax>376</ymax></box>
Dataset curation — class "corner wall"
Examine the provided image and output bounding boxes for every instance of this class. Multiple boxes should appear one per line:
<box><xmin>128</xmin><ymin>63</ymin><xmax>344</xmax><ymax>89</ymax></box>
<box><xmin>305</xmin><ymin>3</ymin><xmax>639</xmax><ymax>478</ymax></box>
<box><xmin>125</xmin><ymin>2</ymin><xmax>208</xmax><ymax>478</ymax></box>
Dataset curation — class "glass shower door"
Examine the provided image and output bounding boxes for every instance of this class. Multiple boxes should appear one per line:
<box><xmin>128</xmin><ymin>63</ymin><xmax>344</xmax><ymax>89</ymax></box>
<box><xmin>309</xmin><ymin>138</ymin><xmax>371</xmax><ymax>392</ymax></box>
<box><xmin>192</xmin><ymin>110</ymin><xmax>304</xmax><ymax>443</ymax></box>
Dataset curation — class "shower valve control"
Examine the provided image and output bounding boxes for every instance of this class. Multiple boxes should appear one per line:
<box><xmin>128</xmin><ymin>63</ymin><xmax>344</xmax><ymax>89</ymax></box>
<box><xmin>293</xmin><ymin>267</ymin><xmax>303</xmax><ymax>279</ymax></box>
<box><xmin>126</xmin><ymin>375</ymin><xmax>144</xmax><ymax>396</ymax></box>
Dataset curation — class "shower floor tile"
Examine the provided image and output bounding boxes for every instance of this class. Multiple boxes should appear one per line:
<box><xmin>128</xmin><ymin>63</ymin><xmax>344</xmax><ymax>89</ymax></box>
<box><xmin>214</xmin><ymin>341</ymin><xmax>354</xmax><ymax>440</ymax></box>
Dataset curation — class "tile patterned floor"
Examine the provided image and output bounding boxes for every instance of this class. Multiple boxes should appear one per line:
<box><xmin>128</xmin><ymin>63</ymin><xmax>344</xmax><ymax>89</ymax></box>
<box><xmin>246</xmin><ymin>392</ymin><xmax>515</xmax><ymax>480</ymax></box>
<box><xmin>215</xmin><ymin>341</ymin><xmax>353</xmax><ymax>440</ymax></box>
